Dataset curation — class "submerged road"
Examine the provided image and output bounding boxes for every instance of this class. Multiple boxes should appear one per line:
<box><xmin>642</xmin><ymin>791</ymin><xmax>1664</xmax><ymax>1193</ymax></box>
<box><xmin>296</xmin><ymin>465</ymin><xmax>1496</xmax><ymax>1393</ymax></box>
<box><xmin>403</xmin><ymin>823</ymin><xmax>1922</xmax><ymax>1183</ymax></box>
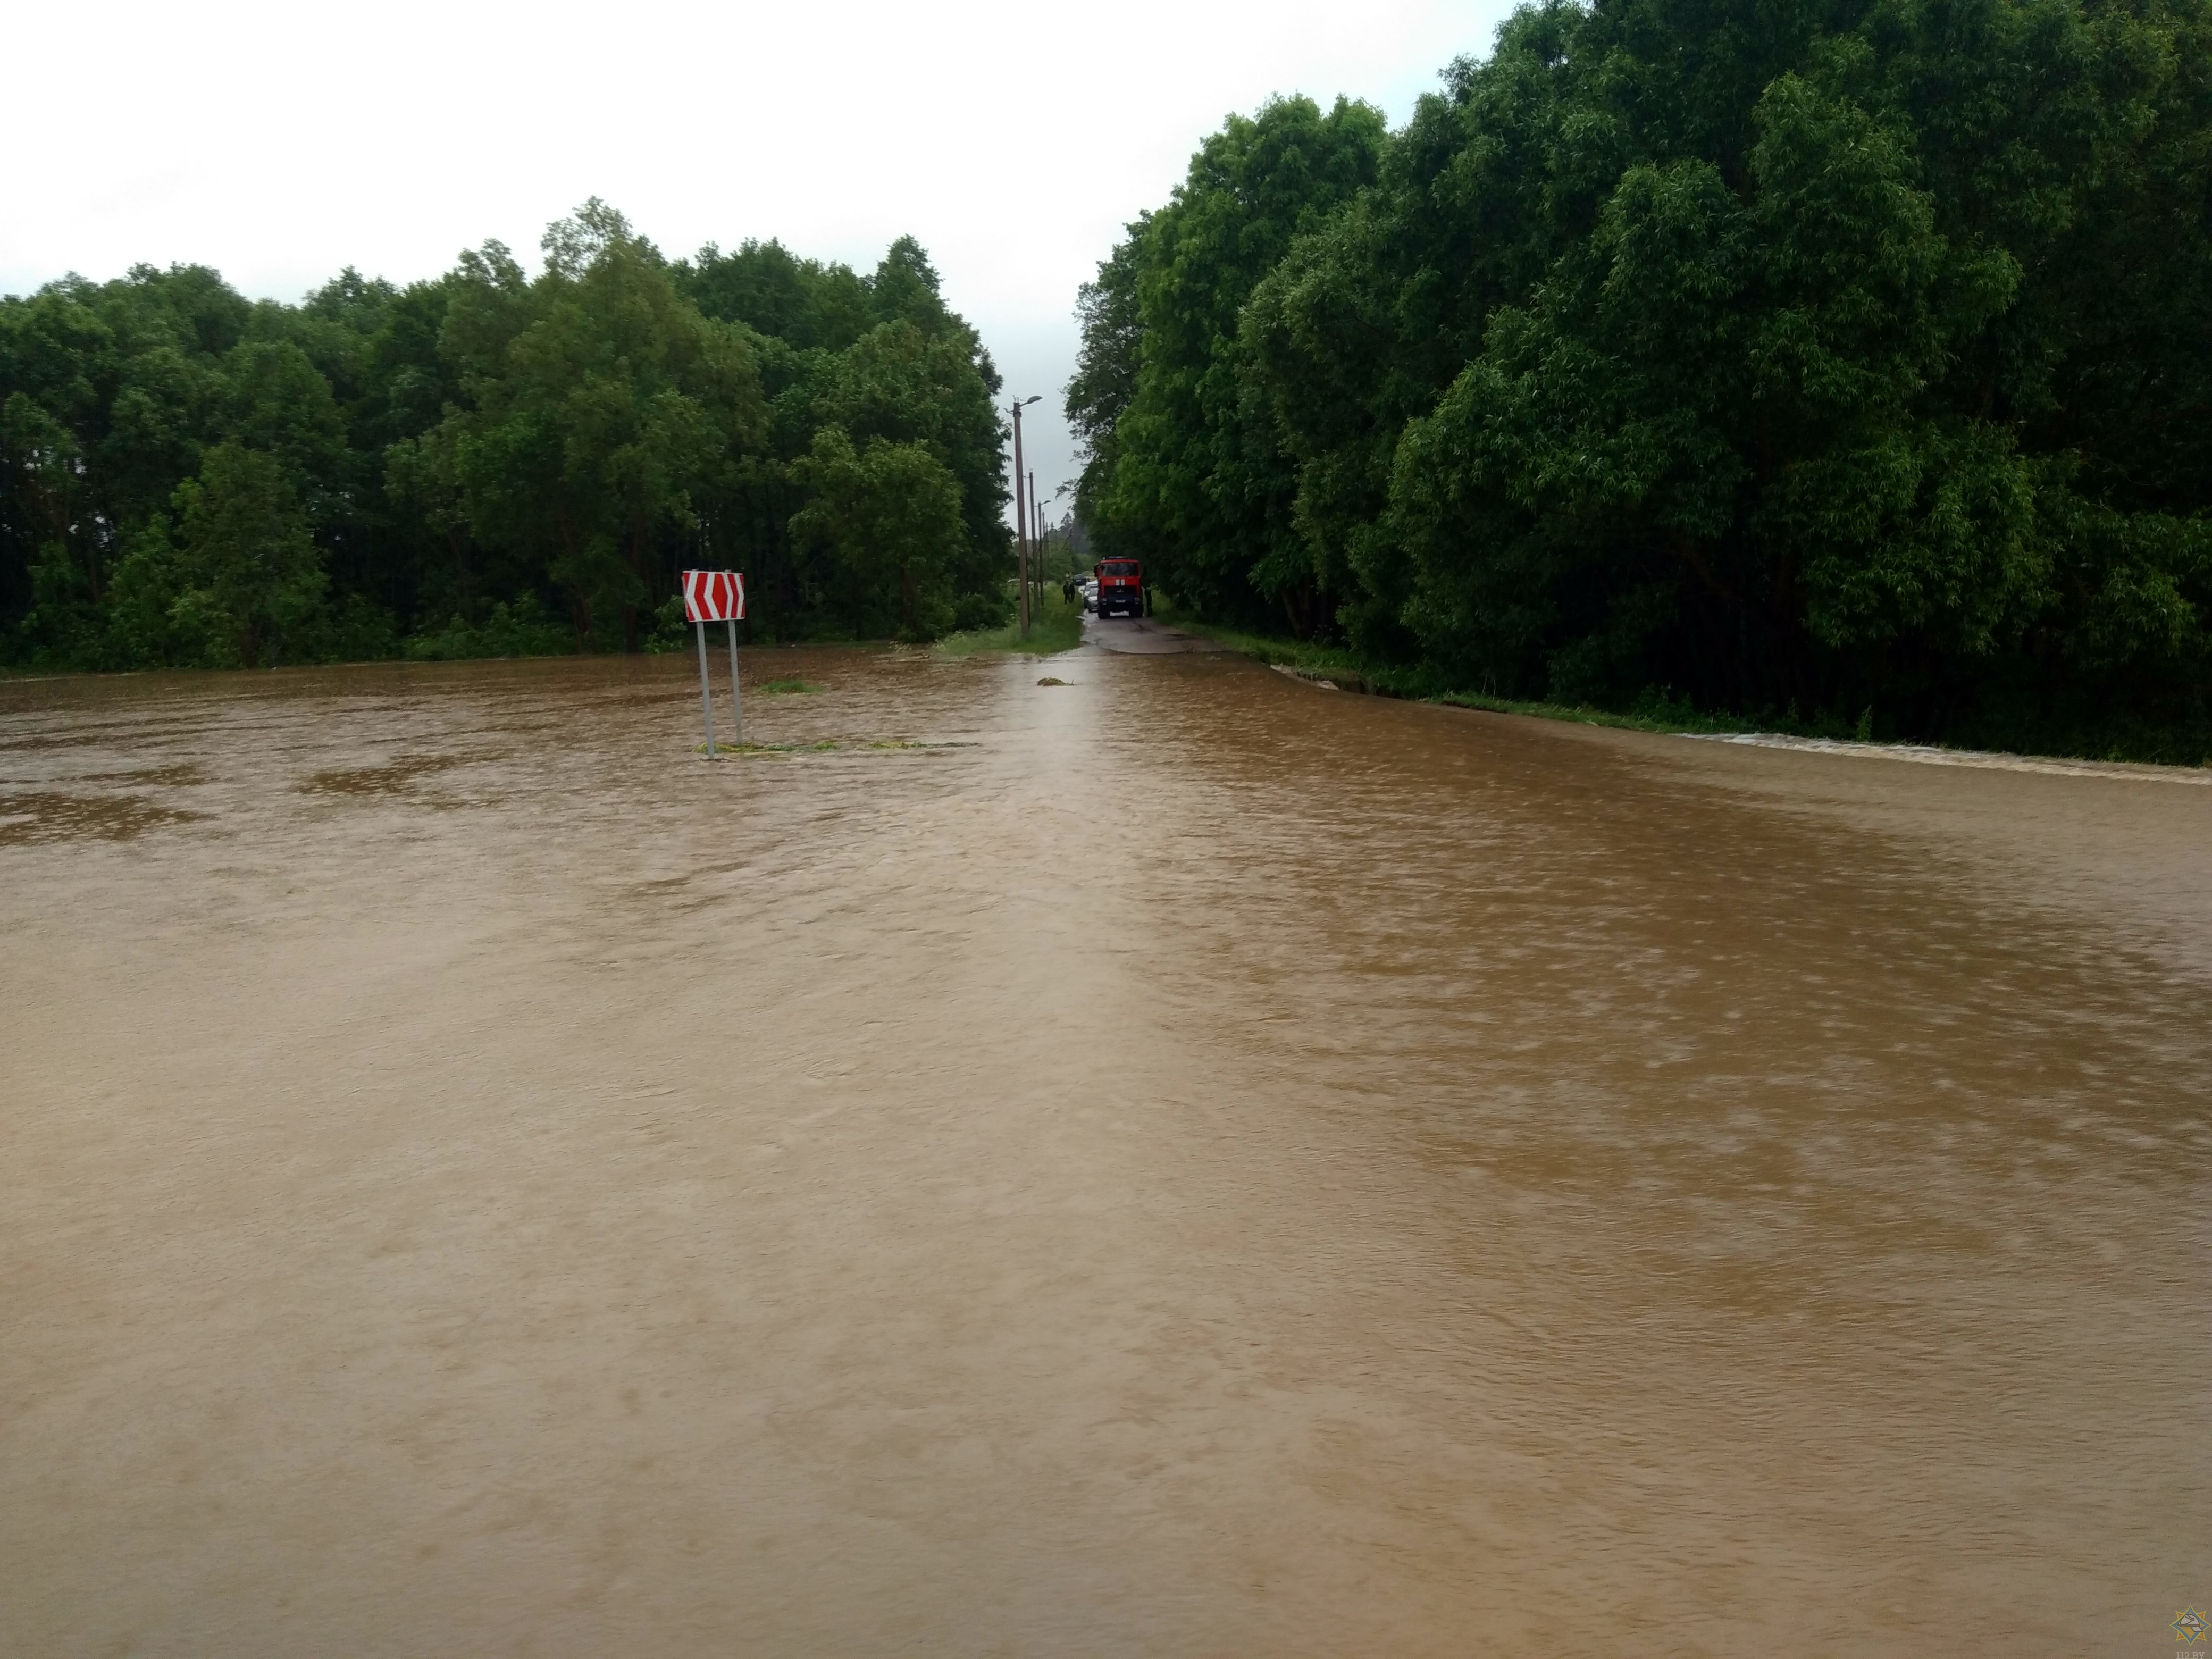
<box><xmin>1080</xmin><ymin>610</ymin><xmax>1219</xmax><ymax>653</ymax></box>
<box><xmin>3</xmin><ymin>647</ymin><xmax>2207</xmax><ymax>1655</ymax></box>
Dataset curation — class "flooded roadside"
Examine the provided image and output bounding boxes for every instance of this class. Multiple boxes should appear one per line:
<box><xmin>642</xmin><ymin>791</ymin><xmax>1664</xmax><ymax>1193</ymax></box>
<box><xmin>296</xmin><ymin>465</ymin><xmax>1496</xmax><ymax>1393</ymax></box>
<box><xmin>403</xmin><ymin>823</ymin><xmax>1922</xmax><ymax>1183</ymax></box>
<box><xmin>3</xmin><ymin>647</ymin><xmax>2206</xmax><ymax>1655</ymax></box>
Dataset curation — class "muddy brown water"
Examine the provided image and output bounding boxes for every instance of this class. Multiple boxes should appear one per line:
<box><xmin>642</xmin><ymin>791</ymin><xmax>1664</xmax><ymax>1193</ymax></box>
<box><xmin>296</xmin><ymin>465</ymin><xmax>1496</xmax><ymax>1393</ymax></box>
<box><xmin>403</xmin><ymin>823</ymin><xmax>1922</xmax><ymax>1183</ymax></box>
<box><xmin>3</xmin><ymin>648</ymin><xmax>2207</xmax><ymax>1656</ymax></box>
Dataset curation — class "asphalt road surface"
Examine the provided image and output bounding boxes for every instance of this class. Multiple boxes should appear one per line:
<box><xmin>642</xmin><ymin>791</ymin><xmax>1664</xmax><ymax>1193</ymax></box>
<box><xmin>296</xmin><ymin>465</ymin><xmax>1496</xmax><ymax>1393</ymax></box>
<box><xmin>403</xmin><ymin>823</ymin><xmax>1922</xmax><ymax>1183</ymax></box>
<box><xmin>1080</xmin><ymin>610</ymin><xmax>1220</xmax><ymax>653</ymax></box>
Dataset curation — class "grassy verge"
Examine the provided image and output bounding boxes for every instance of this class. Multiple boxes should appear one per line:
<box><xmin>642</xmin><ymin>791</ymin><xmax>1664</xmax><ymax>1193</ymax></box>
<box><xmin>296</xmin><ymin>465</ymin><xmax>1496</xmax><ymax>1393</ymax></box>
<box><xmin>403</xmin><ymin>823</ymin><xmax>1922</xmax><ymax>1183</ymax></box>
<box><xmin>1156</xmin><ymin>601</ymin><xmax>2212</xmax><ymax>763</ymax></box>
<box><xmin>1154</xmin><ymin>601</ymin><xmax>1783</xmax><ymax>739</ymax></box>
<box><xmin>1426</xmin><ymin>689</ymin><xmax>1768</xmax><ymax>735</ymax></box>
<box><xmin>934</xmin><ymin>589</ymin><xmax>1084</xmax><ymax>658</ymax></box>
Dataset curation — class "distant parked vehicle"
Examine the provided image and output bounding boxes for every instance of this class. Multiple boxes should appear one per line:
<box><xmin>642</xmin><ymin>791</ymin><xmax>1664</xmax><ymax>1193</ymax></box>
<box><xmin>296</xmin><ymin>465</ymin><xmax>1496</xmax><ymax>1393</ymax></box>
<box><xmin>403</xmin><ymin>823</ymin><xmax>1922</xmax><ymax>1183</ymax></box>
<box><xmin>1078</xmin><ymin>577</ymin><xmax>1100</xmax><ymax>613</ymax></box>
<box><xmin>1094</xmin><ymin>558</ymin><xmax>1147</xmax><ymax>618</ymax></box>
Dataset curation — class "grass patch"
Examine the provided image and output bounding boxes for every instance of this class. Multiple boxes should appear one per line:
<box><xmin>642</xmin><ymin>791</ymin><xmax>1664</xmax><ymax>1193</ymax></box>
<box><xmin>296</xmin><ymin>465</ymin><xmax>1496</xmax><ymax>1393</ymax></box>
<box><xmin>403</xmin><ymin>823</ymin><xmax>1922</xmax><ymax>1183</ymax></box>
<box><xmin>935</xmin><ymin>589</ymin><xmax>1084</xmax><ymax>658</ymax></box>
<box><xmin>756</xmin><ymin>676</ymin><xmax>823</xmax><ymax>694</ymax></box>
<box><xmin>1427</xmin><ymin>689</ymin><xmax>1763</xmax><ymax>735</ymax></box>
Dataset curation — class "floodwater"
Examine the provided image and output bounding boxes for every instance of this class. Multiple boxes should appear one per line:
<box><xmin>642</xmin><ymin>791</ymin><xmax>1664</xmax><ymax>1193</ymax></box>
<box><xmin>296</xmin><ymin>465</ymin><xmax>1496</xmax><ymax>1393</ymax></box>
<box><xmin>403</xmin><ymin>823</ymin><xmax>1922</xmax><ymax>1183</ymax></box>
<box><xmin>3</xmin><ymin>646</ymin><xmax>2207</xmax><ymax>1656</ymax></box>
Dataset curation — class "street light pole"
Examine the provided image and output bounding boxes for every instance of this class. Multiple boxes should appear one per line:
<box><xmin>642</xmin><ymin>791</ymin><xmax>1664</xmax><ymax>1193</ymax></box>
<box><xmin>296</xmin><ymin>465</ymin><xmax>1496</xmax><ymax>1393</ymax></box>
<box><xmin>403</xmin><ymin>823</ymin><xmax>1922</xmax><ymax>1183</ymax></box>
<box><xmin>1042</xmin><ymin>493</ymin><xmax>1054</xmax><ymax>609</ymax></box>
<box><xmin>1010</xmin><ymin>396</ymin><xmax>1040</xmax><ymax>640</ymax></box>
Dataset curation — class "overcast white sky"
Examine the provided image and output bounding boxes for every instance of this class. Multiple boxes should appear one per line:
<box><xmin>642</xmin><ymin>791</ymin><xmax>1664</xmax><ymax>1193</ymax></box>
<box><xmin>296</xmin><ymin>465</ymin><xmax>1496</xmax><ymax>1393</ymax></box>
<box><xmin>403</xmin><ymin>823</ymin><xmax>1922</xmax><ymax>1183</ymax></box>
<box><xmin>3</xmin><ymin>0</ymin><xmax>1516</xmax><ymax>522</ymax></box>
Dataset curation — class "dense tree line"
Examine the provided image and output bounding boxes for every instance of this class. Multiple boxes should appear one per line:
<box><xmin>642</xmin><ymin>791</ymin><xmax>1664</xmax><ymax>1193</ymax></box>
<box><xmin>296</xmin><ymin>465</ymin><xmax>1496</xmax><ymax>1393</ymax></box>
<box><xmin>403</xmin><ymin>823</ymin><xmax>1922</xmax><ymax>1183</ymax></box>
<box><xmin>0</xmin><ymin>202</ymin><xmax>1013</xmax><ymax>669</ymax></box>
<box><xmin>1072</xmin><ymin>0</ymin><xmax>2212</xmax><ymax>756</ymax></box>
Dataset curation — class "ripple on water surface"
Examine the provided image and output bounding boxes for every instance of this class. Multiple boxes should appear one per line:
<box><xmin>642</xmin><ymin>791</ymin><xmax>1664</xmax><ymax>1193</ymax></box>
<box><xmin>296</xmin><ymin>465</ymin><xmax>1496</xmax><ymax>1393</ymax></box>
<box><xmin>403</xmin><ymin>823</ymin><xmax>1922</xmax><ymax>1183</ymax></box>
<box><xmin>0</xmin><ymin>647</ymin><xmax>2206</xmax><ymax>1656</ymax></box>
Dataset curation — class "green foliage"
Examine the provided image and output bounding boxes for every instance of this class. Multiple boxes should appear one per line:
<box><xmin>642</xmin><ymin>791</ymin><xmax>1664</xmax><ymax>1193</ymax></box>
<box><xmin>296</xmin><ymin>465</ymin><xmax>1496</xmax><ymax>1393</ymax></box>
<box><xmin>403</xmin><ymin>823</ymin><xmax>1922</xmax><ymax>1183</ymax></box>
<box><xmin>674</xmin><ymin>239</ymin><xmax>875</xmax><ymax>351</ymax></box>
<box><xmin>405</xmin><ymin>592</ymin><xmax>573</xmax><ymax>661</ymax></box>
<box><xmin>434</xmin><ymin>203</ymin><xmax>769</xmax><ymax>653</ymax></box>
<box><xmin>110</xmin><ymin>443</ymin><xmax>327</xmax><ymax>667</ymax></box>
<box><xmin>1</xmin><ymin>206</ymin><xmax>1013</xmax><ymax>671</ymax></box>
<box><xmin>1078</xmin><ymin>96</ymin><xmax>1387</xmax><ymax>633</ymax></box>
<box><xmin>1075</xmin><ymin>0</ymin><xmax>2212</xmax><ymax>758</ymax></box>
<box><xmin>677</xmin><ymin>234</ymin><xmax>1012</xmax><ymax>642</ymax></box>
<box><xmin>790</xmin><ymin>426</ymin><xmax>967</xmax><ymax>639</ymax></box>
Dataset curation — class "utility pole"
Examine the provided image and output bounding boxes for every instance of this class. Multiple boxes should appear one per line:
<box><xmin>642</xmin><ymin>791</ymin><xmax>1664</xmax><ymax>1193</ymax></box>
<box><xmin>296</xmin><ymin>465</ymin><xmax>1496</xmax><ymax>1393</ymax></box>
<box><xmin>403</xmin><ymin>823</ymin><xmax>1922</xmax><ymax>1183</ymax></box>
<box><xmin>1010</xmin><ymin>396</ymin><xmax>1039</xmax><ymax>640</ymax></box>
<box><xmin>1028</xmin><ymin>470</ymin><xmax>1041</xmax><ymax>616</ymax></box>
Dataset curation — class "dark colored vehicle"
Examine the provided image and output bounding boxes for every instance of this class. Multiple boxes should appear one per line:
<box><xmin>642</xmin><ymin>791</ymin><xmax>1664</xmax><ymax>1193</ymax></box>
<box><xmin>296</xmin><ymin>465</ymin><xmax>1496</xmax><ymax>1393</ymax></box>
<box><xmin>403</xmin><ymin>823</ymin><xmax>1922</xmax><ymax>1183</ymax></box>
<box><xmin>1094</xmin><ymin>558</ymin><xmax>1148</xmax><ymax>618</ymax></box>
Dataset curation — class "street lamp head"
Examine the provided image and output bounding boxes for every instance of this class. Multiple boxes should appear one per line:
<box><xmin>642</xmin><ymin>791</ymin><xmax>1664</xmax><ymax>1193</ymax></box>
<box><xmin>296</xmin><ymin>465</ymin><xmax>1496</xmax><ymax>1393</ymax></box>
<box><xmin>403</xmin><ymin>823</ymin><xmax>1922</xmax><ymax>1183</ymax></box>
<box><xmin>1019</xmin><ymin>395</ymin><xmax>1041</xmax><ymax>407</ymax></box>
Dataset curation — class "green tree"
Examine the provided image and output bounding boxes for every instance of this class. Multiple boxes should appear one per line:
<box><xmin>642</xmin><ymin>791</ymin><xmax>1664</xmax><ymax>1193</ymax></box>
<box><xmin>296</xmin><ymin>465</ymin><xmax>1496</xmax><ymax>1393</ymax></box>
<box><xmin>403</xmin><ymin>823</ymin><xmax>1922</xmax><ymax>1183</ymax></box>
<box><xmin>675</xmin><ymin>240</ymin><xmax>876</xmax><ymax>352</ymax></box>
<box><xmin>789</xmin><ymin>426</ymin><xmax>967</xmax><ymax>638</ymax></box>
<box><xmin>4</xmin><ymin>205</ymin><xmax>1015</xmax><ymax>666</ymax></box>
<box><xmin>1085</xmin><ymin>0</ymin><xmax>2212</xmax><ymax>754</ymax></box>
<box><xmin>434</xmin><ymin>201</ymin><xmax>767</xmax><ymax>650</ymax></box>
<box><xmin>110</xmin><ymin>442</ymin><xmax>325</xmax><ymax>667</ymax></box>
<box><xmin>1078</xmin><ymin>95</ymin><xmax>1386</xmax><ymax>630</ymax></box>
<box><xmin>1067</xmin><ymin>214</ymin><xmax>1149</xmax><ymax>558</ymax></box>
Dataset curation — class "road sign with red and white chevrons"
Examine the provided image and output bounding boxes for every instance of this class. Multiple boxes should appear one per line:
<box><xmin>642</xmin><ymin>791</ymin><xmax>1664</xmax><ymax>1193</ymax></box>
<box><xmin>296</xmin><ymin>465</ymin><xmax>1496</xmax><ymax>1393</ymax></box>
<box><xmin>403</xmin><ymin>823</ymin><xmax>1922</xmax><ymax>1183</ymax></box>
<box><xmin>682</xmin><ymin>569</ymin><xmax>745</xmax><ymax>623</ymax></box>
<box><xmin>681</xmin><ymin>570</ymin><xmax>745</xmax><ymax>756</ymax></box>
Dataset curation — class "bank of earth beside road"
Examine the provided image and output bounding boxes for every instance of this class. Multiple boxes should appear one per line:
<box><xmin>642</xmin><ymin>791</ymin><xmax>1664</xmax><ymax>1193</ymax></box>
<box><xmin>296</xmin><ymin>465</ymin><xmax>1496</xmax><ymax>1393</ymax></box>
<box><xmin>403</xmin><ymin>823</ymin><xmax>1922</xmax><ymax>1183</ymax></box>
<box><xmin>1151</xmin><ymin>602</ymin><xmax>2212</xmax><ymax>776</ymax></box>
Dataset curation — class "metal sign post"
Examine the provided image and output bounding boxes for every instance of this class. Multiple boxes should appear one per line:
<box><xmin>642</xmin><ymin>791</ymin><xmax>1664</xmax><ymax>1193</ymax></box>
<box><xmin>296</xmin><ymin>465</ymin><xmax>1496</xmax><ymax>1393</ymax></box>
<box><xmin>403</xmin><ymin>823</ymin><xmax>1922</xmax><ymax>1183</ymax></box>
<box><xmin>680</xmin><ymin>569</ymin><xmax>747</xmax><ymax>757</ymax></box>
<box><xmin>739</xmin><ymin>615</ymin><xmax>756</xmax><ymax>743</ymax></box>
<box><xmin>694</xmin><ymin>616</ymin><xmax>717</xmax><ymax>756</ymax></box>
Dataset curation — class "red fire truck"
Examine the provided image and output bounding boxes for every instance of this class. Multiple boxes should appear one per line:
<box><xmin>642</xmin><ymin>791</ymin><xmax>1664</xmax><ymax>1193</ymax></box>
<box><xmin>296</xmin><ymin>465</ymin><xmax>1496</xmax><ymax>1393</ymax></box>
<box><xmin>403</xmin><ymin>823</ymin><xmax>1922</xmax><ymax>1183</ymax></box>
<box><xmin>1094</xmin><ymin>557</ymin><xmax>1149</xmax><ymax>618</ymax></box>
